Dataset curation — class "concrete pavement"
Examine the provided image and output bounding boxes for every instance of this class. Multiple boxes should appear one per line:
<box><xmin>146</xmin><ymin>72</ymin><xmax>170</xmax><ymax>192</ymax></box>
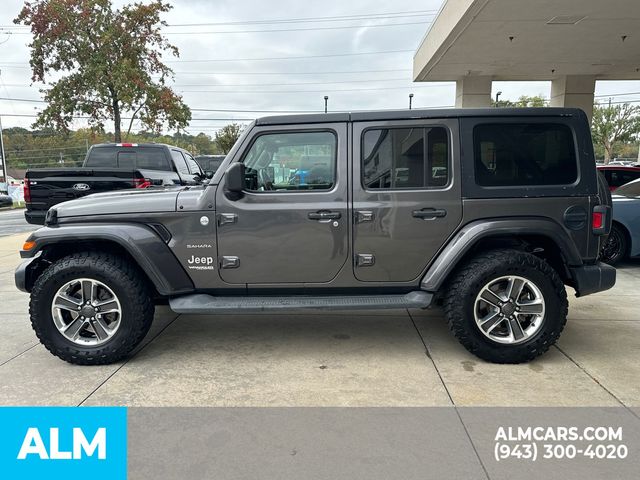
<box><xmin>0</xmin><ymin>231</ymin><xmax>638</xmax><ymax>408</ymax></box>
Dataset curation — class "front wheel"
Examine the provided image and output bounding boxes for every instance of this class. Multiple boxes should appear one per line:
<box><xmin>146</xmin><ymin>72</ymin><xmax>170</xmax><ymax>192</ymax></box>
<box><xmin>443</xmin><ymin>250</ymin><xmax>568</xmax><ymax>364</ymax></box>
<box><xmin>30</xmin><ymin>252</ymin><xmax>154</xmax><ymax>365</ymax></box>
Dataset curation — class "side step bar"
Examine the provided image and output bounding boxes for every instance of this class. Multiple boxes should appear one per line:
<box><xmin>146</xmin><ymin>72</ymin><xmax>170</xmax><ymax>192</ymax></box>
<box><xmin>169</xmin><ymin>291</ymin><xmax>433</xmax><ymax>314</ymax></box>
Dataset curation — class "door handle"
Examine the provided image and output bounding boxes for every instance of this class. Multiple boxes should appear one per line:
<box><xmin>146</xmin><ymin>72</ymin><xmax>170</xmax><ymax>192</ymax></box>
<box><xmin>308</xmin><ymin>210</ymin><xmax>341</xmax><ymax>220</ymax></box>
<box><xmin>412</xmin><ymin>208</ymin><xmax>447</xmax><ymax>220</ymax></box>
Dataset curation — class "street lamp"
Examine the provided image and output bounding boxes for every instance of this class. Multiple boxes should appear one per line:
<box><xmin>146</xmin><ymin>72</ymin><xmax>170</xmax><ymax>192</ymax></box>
<box><xmin>409</xmin><ymin>93</ymin><xmax>414</xmax><ymax>110</ymax></box>
<box><xmin>495</xmin><ymin>91</ymin><xmax>502</xmax><ymax>105</ymax></box>
<box><xmin>324</xmin><ymin>96</ymin><xmax>329</xmax><ymax>114</ymax></box>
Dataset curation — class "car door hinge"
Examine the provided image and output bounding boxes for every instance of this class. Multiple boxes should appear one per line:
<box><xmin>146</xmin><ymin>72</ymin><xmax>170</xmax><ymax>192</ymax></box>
<box><xmin>355</xmin><ymin>254</ymin><xmax>375</xmax><ymax>267</ymax></box>
<box><xmin>217</xmin><ymin>213</ymin><xmax>238</xmax><ymax>226</ymax></box>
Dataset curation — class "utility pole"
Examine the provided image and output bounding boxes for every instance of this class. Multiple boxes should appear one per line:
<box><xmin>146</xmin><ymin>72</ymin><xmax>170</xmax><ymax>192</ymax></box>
<box><xmin>324</xmin><ymin>96</ymin><xmax>329</xmax><ymax>114</ymax></box>
<box><xmin>0</xmin><ymin>113</ymin><xmax>6</xmax><ymax>193</ymax></box>
<box><xmin>409</xmin><ymin>93</ymin><xmax>414</xmax><ymax>110</ymax></box>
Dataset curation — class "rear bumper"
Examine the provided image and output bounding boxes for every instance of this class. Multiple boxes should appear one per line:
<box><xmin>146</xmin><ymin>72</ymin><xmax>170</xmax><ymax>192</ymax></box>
<box><xmin>569</xmin><ymin>262</ymin><xmax>616</xmax><ymax>297</ymax></box>
<box><xmin>24</xmin><ymin>209</ymin><xmax>46</xmax><ymax>225</ymax></box>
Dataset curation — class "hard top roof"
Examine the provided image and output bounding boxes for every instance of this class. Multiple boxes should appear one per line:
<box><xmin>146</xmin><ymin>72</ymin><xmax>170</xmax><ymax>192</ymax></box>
<box><xmin>255</xmin><ymin>107</ymin><xmax>584</xmax><ymax>126</ymax></box>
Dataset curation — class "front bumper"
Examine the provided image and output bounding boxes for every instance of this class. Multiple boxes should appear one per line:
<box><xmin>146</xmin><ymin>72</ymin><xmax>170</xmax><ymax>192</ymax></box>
<box><xmin>14</xmin><ymin>254</ymin><xmax>40</xmax><ymax>293</ymax></box>
<box><xmin>569</xmin><ymin>262</ymin><xmax>616</xmax><ymax>297</ymax></box>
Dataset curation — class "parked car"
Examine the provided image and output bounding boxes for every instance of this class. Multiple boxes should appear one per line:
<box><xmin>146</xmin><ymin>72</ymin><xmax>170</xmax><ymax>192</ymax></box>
<box><xmin>600</xmin><ymin>178</ymin><xmax>640</xmax><ymax>265</ymax></box>
<box><xmin>0</xmin><ymin>193</ymin><xmax>12</xmax><ymax>208</ymax></box>
<box><xmin>596</xmin><ymin>165</ymin><xmax>640</xmax><ymax>191</ymax></box>
<box><xmin>16</xmin><ymin>108</ymin><xmax>614</xmax><ymax>366</ymax></box>
<box><xmin>24</xmin><ymin>143</ymin><xmax>204</xmax><ymax>224</ymax></box>
<box><xmin>195</xmin><ymin>155</ymin><xmax>225</xmax><ymax>177</ymax></box>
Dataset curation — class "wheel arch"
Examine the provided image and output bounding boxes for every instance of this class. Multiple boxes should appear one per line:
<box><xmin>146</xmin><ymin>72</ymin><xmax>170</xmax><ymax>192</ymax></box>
<box><xmin>421</xmin><ymin>218</ymin><xmax>583</xmax><ymax>292</ymax></box>
<box><xmin>18</xmin><ymin>224</ymin><xmax>194</xmax><ymax>296</ymax></box>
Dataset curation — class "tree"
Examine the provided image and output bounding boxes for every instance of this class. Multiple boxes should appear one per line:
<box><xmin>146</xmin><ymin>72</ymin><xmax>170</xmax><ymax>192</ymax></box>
<box><xmin>15</xmin><ymin>0</ymin><xmax>191</xmax><ymax>142</ymax></box>
<box><xmin>493</xmin><ymin>94</ymin><xmax>547</xmax><ymax>108</ymax></box>
<box><xmin>215</xmin><ymin>123</ymin><xmax>244</xmax><ymax>154</ymax></box>
<box><xmin>591</xmin><ymin>102</ymin><xmax>640</xmax><ymax>163</ymax></box>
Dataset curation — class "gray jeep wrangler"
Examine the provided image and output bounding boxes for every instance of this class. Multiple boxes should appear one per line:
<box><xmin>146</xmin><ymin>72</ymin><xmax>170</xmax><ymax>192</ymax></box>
<box><xmin>15</xmin><ymin>108</ymin><xmax>615</xmax><ymax>365</ymax></box>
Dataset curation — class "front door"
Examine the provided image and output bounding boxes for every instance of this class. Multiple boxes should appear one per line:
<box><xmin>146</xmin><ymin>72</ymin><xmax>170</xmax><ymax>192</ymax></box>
<box><xmin>215</xmin><ymin>123</ymin><xmax>349</xmax><ymax>284</ymax></box>
<box><xmin>352</xmin><ymin>119</ymin><xmax>462</xmax><ymax>282</ymax></box>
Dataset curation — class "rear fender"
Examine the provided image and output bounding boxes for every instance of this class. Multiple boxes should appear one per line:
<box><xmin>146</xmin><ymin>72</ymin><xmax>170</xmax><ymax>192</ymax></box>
<box><xmin>421</xmin><ymin>217</ymin><xmax>583</xmax><ymax>291</ymax></box>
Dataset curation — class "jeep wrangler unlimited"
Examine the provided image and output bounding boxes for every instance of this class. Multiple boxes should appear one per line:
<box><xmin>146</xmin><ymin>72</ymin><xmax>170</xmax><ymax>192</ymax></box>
<box><xmin>15</xmin><ymin>108</ymin><xmax>615</xmax><ymax>365</ymax></box>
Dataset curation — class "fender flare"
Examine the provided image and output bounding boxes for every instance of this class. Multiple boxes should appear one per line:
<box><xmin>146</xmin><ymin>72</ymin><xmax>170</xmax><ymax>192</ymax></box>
<box><xmin>420</xmin><ymin>217</ymin><xmax>583</xmax><ymax>291</ymax></box>
<box><xmin>20</xmin><ymin>223</ymin><xmax>194</xmax><ymax>296</ymax></box>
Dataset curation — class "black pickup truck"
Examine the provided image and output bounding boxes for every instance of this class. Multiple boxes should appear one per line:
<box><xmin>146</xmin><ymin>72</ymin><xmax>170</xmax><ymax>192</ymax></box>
<box><xmin>24</xmin><ymin>143</ymin><xmax>204</xmax><ymax>224</ymax></box>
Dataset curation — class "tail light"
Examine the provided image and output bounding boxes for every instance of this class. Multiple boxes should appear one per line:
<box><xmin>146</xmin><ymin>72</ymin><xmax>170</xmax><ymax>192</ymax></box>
<box><xmin>133</xmin><ymin>177</ymin><xmax>151</xmax><ymax>189</ymax></box>
<box><xmin>592</xmin><ymin>205</ymin><xmax>611</xmax><ymax>235</ymax></box>
<box><xmin>592</xmin><ymin>211</ymin><xmax>603</xmax><ymax>230</ymax></box>
<box><xmin>23</xmin><ymin>178</ymin><xmax>31</xmax><ymax>203</ymax></box>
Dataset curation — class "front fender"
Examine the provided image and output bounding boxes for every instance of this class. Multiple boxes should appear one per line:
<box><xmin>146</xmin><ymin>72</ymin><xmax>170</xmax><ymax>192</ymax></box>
<box><xmin>19</xmin><ymin>223</ymin><xmax>194</xmax><ymax>296</ymax></box>
<box><xmin>420</xmin><ymin>217</ymin><xmax>583</xmax><ymax>291</ymax></box>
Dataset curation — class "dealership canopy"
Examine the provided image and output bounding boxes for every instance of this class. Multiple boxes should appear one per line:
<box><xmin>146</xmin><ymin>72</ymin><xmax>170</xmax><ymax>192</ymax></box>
<box><xmin>413</xmin><ymin>0</ymin><xmax>640</xmax><ymax>119</ymax></box>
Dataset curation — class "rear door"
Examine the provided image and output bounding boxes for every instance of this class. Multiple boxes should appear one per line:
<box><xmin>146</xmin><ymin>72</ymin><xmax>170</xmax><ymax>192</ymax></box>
<box><xmin>352</xmin><ymin>119</ymin><xmax>462</xmax><ymax>282</ymax></box>
<box><xmin>215</xmin><ymin>123</ymin><xmax>349</xmax><ymax>284</ymax></box>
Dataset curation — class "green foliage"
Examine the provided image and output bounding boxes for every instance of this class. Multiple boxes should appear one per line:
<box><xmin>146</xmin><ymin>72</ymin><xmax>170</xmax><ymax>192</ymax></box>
<box><xmin>591</xmin><ymin>103</ymin><xmax>640</xmax><ymax>163</ymax></box>
<box><xmin>3</xmin><ymin>127</ymin><xmax>224</xmax><ymax>169</ymax></box>
<box><xmin>214</xmin><ymin>123</ymin><xmax>244</xmax><ymax>154</ymax></box>
<box><xmin>14</xmin><ymin>0</ymin><xmax>191</xmax><ymax>141</ymax></box>
<box><xmin>492</xmin><ymin>95</ymin><xmax>548</xmax><ymax>108</ymax></box>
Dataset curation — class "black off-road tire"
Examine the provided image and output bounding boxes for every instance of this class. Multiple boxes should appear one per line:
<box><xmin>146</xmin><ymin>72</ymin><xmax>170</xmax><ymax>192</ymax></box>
<box><xmin>30</xmin><ymin>252</ymin><xmax>154</xmax><ymax>365</ymax></box>
<box><xmin>443</xmin><ymin>249</ymin><xmax>568</xmax><ymax>364</ymax></box>
<box><xmin>600</xmin><ymin>223</ymin><xmax>629</xmax><ymax>266</ymax></box>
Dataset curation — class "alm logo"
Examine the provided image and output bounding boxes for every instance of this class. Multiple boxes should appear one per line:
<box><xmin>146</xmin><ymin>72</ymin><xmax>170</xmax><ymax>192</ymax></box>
<box><xmin>17</xmin><ymin>427</ymin><xmax>106</xmax><ymax>460</ymax></box>
<box><xmin>0</xmin><ymin>407</ymin><xmax>126</xmax><ymax>480</ymax></box>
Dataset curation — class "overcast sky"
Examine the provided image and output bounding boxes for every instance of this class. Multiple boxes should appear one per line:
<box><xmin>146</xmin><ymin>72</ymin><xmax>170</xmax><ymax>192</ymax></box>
<box><xmin>0</xmin><ymin>0</ymin><xmax>639</xmax><ymax>135</ymax></box>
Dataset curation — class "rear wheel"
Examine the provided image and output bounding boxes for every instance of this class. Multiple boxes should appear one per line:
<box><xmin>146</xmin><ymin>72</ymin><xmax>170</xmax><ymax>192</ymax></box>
<box><xmin>30</xmin><ymin>252</ymin><xmax>154</xmax><ymax>365</ymax></box>
<box><xmin>443</xmin><ymin>249</ymin><xmax>568</xmax><ymax>364</ymax></box>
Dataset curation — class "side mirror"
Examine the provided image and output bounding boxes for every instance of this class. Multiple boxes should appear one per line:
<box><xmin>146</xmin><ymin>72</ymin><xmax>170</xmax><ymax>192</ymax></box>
<box><xmin>225</xmin><ymin>162</ymin><xmax>245</xmax><ymax>193</ymax></box>
<box><xmin>205</xmin><ymin>171</ymin><xmax>214</xmax><ymax>179</ymax></box>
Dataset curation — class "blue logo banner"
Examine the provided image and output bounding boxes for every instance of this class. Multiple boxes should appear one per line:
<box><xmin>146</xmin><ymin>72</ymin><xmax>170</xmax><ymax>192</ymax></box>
<box><xmin>0</xmin><ymin>407</ymin><xmax>127</xmax><ymax>480</ymax></box>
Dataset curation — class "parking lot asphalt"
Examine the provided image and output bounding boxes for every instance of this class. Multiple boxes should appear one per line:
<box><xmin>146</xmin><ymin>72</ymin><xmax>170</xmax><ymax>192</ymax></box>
<box><xmin>0</xmin><ymin>231</ymin><xmax>638</xmax><ymax>408</ymax></box>
<box><xmin>0</xmin><ymin>208</ymin><xmax>39</xmax><ymax>237</ymax></box>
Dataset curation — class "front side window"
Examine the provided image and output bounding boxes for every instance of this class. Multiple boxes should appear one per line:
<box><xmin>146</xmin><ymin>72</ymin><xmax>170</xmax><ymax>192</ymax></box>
<box><xmin>242</xmin><ymin>131</ymin><xmax>336</xmax><ymax>191</ymax></box>
<box><xmin>362</xmin><ymin>127</ymin><xmax>449</xmax><ymax>189</ymax></box>
<box><xmin>474</xmin><ymin>123</ymin><xmax>577</xmax><ymax>187</ymax></box>
<box><xmin>184</xmin><ymin>153</ymin><xmax>202</xmax><ymax>175</ymax></box>
<box><xmin>171</xmin><ymin>150</ymin><xmax>190</xmax><ymax>175</ymax></box>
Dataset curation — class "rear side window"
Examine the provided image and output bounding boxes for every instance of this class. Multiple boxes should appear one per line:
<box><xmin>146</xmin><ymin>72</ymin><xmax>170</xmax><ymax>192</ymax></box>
<box><xmin>474</xmin><ymin>124</ymin><xmax>577</xmax><ymax>187</ymax></box>
<box><xmin>85</xmin><ymin>147</ymin><xmax>171</xmax><ymax>171</ymax></box>
<box><xmin>362</xmin><ymin>127</ymin><xmax>449</xmax><ymax>189</ymax></box>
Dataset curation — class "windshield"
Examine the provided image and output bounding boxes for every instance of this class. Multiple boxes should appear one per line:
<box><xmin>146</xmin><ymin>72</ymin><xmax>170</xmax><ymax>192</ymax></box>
<box><xmin>614</xmin><ymin>177</ymin><xmax>640</xmax><ymax>198</ymax></box>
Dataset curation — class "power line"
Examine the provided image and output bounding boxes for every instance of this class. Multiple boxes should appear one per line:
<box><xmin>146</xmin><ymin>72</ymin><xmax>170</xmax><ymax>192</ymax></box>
<box><xmin>0</xmin><ymin>112</ymin><xmax>255</xmax><ymax>121</ymax></box>
<box><xmin>162</xmin><ymin>21</ymin><xmax>431</xmax><ymax>35</ymax></box>
<box><xmin>0</xmin><ymin>19</ymin><xmax>431</xmax><ymax>36</ymax></box>
<box><xmin>0</xmin><ymin>78</ymin><xmax>420</xmax><ymax>88</ymax></box>
<box><xmin>1</xmin><ymin>9</ymin><xmax>438</xmax><ymax>30</ymax></box>
<box><xmin>177</xmin><ymin>85</ymin><xmax>451</xmax><ymax>94</ymax></box>
<box><xmin>170</xmin><ymin>68</ymin><xmax>411</xmax><ymax>76</ymax></box>
<box><xmin>165</xmin><ymin>10</ymin><xmax>438</xmax><ymax>27</ymax></box>
<box><xmin>166</xmin><ymin>49</ymin><xmax>414</xmax><ymax>63</ymax></box>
